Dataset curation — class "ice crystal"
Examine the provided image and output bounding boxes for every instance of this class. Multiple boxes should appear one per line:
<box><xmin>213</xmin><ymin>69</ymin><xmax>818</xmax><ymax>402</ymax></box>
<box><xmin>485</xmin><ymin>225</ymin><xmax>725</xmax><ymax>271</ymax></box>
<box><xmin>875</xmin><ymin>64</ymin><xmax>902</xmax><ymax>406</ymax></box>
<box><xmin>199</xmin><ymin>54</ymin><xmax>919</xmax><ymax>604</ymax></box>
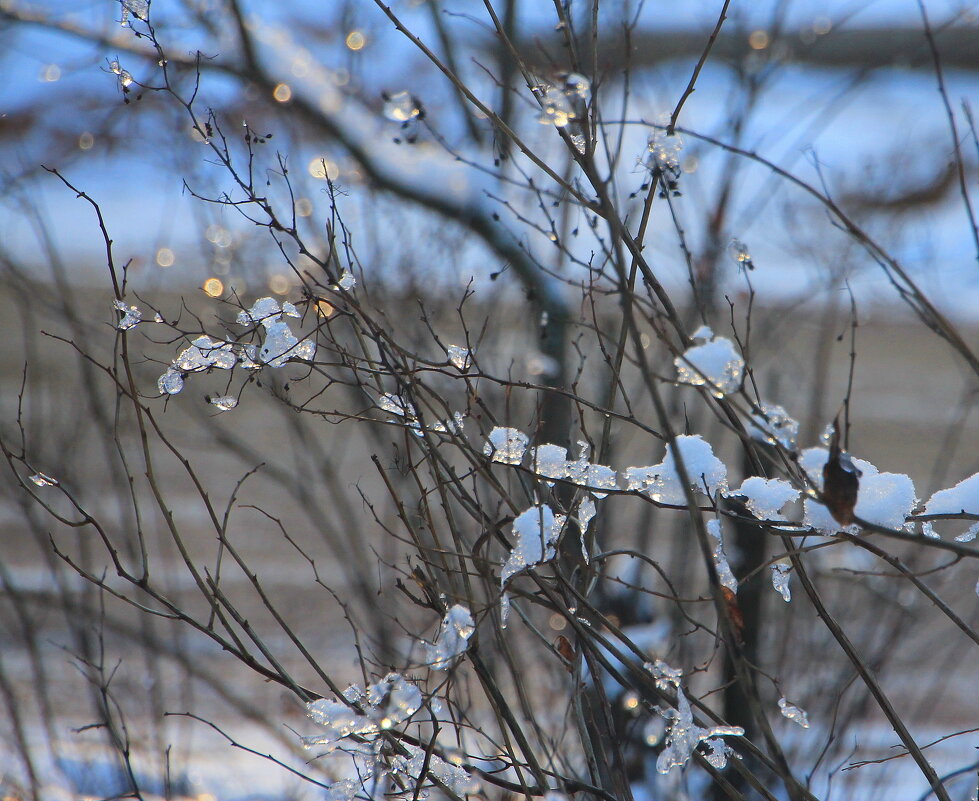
<box><xmin>728</xmin><ymin>238</ymin><xmax>754</xmax><ymax>270</ymax></box>
<box><xmin>425</xmin><ymin>604</ymin><xmax>475</xmax><ymax>670</ymax></box>
<box><xmin>577</xmin><ymin>495</ymin><xmax>596</xmax><ymax>562</ymax></box>
<box><xmin>770</xmin><ymin>560</ymin><xmax>791</xmax><ymax>602</ymax></box>
<box><xmin>648</xmin><ymin>126</ymin><xmax>682</xmax><ymax>174</ymax></box>
<box><xmin>238</xmin><ymin>297</ymin><xmax>315</xmax><ymax>367</ymax></box>
<box><xmin>623</xmin><ymin>435</ymin><xmax>727</xmax><ymax>504</ymax></box>
<box><xmin>378</xmin><ymin>393</ymin><xmax>417</xmax><ymax>418</ymax></box>
<box><xmin>645</xmin><ymin>659</ymin><xmax>682</xmax><ymax>691</ymax></box>
<box><xmin>656</xmin><ymin>688</ymin><xmax>744</xmax><ymax>774</ymax></box>
<box><xmin>210</xmin><ymin>395</ymin><xmax>237</xmax><ymax>411</ymax></box>
<box><xmin>707</xmin><ymin>519</ymin><xmax>738</xmax><ymax>593</ymax></box>
<box><xmin>109</xmin><ymin>59</ymin><xmax>133</xmax><ymax>88</ymax></box>
<box><xmin>302</xmin><ymin>673</ymin><xmax>421</xmax><ymax>752</ymax></box>
<box><xmin>120</xmin><ymin>0</ymin><xmax>148</xmax><ymax>24</ymax></box>
<box><xmin>531</xmin><ymin>444</ymin><xmax>568</xmax><ymax>484</ymax></box>
<box><xmin>338</xmin><ymin>271</ymin><xmax>356</xmax><ymax>290</ymax></box>
<box><xmin>778</xmin><ymin>697</ymin><xmax>809</xmax><ymax>728</ymax></box>
<box><xmin>501</xmin><ymin>505</ymin><xmax>564</xmax><ymax>586</ymax></box>
<box><xmin>727</xmin><ymin>476</ymin><xmax>798</xmax><ymax>520</ymax></box>
<box><xmin>157</xmin><ymin>368</ymin><xmax>184</xmax><ymax>395</ymax></box>
<box><xmin>383</xmin><ymin>90</ymin><xmax>421</xmax><ymax>122</ymax></box>
<box><xmin>747</xmin><ymin>403</ymin><xmax>799</xmax><ymax>450</ymax></box>
<box><xmin>113</xmin><ymin>298</ymin><xmax>142</xmax><ymax>330</ymax></box>
<box><xmin>675</xmin><ymin>336</ymin><xmax>744</xmax><ymax>397</ymax></box>
<box><xmin>392</xmin><ymin>744</ymin><xmax>480</xmax><ymax>796</ymax></box>
<box><xmin>446</xmin><ymin>344</ymin><xmax>471</xmax><ymax>371</ymax></box>
<box><xmin>484</xmin><ymin>427</ymin><xmax>529</xmax><ymax>465</ymax></box>
<box><xmin>29</xmin><ymin>472</ymin><xmax>57</xmax><ymax>487</ymax></box>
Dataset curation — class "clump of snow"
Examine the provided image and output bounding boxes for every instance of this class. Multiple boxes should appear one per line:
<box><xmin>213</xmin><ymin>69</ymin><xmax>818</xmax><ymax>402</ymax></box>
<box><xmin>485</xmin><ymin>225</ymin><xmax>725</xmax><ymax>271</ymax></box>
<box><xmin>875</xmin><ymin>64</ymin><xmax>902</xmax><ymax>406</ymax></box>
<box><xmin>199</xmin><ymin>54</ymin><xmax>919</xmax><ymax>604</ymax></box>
<box><xmin>923</xmin><ymin>472</ymin><xmax>979</xmax><ymax>540</ymax></box>
<box><xmin>425</xmin><ymin>604</ymin><xmax>475</xmax><ymax>670</ymax></box>
<box><xmin>726</xmin><ymin>476</ymin><xmax>798</xmax><ymax>520</ymax></box>
<box><xmin>484</xmin><ymin>427</ymin><xmax>529</xmax><ymax>465</ymax></box>
<box><xmin>707</xmin><ymin>519</ymin><xmax>737</xmax><ymax>593</ymax></box>
<box><xmin>800</xmin><ymin>448</ymin><xmax>916</xmax><ymax>533</ymax></box>
<box><xmin>623</xmin><ymin>435</ymin><xmax>728</xmax><ymax>504</ymax></box>
<box><xmin>656</xmin><ymin>688</ymin><xmax>744</xmax><ymax>774</ymax></box>
<box><xmin>302</xmin><ymin>673</ymin><xmax>421</xmax><ymax>751</ymax></box>
<box><xmin>501</xmin><ymin>505</ymin><xmax>564</xmax><ymax>586</ymax></box>
<box><xmin>674</xmin><ymin>336</ymin><xmax>744</xmax><ymax>397</ymax></box>
<box><xmin>747</xmin><ymin>403</ymin><xmax>799</xmax><ymax>450</ymax></box>
<box><xmin>778</xmin><ymin>697</ymin><xmax>809</xmax><ymax>729</ymax></box>
<box><xmin>531</xmin><ymin>444</ymin><xmax>569</xmax><ymax>484</ymax></box>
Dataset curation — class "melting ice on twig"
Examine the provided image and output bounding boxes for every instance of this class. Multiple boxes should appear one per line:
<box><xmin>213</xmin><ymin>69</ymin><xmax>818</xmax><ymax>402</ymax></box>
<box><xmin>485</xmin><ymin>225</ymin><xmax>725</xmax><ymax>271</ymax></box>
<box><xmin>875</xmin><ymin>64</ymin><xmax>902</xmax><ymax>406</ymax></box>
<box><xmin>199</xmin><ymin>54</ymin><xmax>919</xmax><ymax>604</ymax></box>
<box><xmin>391</xmin><ymin>744</ymin><xmax>480</xmax><ymax>796</ymax></box>
<box><xmin>29</xmin><ymin>472</ymin><xmax>58</xmax><ymax>487</ymax></box>
<box><xmin>109</xmin><ymin>59</ymin><xmax>133</xmax><ymax>88</ymax></box>
<box><xmin>778</xmin><ymin>697</ymin><xmax>809</xmax><ymax>728</ymax></box>
<box><xmin>424</xmin><ymin>604</ymin><xmax>475</xmax><ymax>670</ymax></box>
<box><xmin>501</xmin><ymin>505</ymin><xmax>564</xmax><ymax>586</ymax></box>
<box><xmin>748</xmin><ymin>403</ymin><xmax>799</xmax><ymax>450</ymax></box>
<box><xmin>707</xmin><ymin>519</ymin><xmax>737</xmax><ymax>593</ymax></box>
<box><xmin>770</xmin><ymin>560</ymin><xmax>792</xmax><ymax>602</ymax></box>
<box><xmin>113</xmin><ymin>298</ymin><xmax>142</xmax><ymax>330</ymax></box>
<box><xmin>302</xmin><ymin>673</ymin><xmax>421</xmax><ymax>752</ymax></box>
<box><xmin>237</xmin><ymin>297</ymin><xmax>315</xmax><ymax>368</ymax></box>
<box><xmin>446</xmin><ymin>344</ymin><xmax>471</xmax><ymax>371</ymax></box>
<box><xmin>656</xmin><ymin>688</ymin><xmax>744</xmax><ymax>774</ymax></box>
<box><xmin>922</xmin><ymin>472</ymin><xmax>979</xmax><ymax>541</ymax></box>
<box><xmin>210</xmin><ymin>395</ymin><xmax>238</xmax><ymax>412</ymax></box>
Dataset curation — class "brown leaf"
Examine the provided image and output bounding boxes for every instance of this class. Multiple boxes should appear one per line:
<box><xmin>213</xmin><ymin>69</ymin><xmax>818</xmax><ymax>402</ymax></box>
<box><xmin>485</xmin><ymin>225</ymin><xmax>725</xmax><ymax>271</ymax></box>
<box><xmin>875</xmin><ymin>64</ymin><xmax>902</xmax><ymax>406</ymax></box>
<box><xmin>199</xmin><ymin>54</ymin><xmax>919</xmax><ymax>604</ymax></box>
<box><xmin>822</xmin><ymin>419</ymin><xmax>861</xmax><ymax>526</ymax></box>
<box><xmin>555</xmin><ymin>634</ymin><xmax>575</xmax><ymax>671</ymax></box>
<box><xmin>721</xmin><ymin>586</ymin><xmax>744</xmax><ymax>643</ymax></box>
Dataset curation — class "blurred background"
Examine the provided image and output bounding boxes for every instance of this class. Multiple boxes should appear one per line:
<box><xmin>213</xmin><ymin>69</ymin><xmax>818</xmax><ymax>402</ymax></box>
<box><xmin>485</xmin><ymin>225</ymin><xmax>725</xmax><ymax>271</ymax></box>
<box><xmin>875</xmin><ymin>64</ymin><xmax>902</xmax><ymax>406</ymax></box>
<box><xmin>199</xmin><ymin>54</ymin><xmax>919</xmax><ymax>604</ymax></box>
<box><xmin>0</xmin><ymin>1</ymin><xmax>978</xmax><ymax>799</ymax></box>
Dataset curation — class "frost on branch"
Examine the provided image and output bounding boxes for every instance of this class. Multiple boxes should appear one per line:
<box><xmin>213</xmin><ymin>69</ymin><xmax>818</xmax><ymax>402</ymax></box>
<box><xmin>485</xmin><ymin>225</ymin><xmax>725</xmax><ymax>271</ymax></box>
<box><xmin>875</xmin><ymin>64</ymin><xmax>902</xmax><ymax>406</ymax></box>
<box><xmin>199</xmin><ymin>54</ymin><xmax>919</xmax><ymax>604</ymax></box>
<box><xmin>674</xmin><ymin>335</ymin><xmax>744</xmax><ymax>397</ymax></box>
<box><xmin>424</xmin><ymin>604</ymin><xmax>475</xmax><ymax>670</ymax></box>
<box><xmin>656</xmin><ymin>688</ymin><xmax>744</xmax><ymax>774</ymax></box>
<box><xmin>237</xmin><ymin>297</ymin><xmax>315</xmax><ymax>368</ymax></box>
<box><xmin>770</xmin><ymin>560</ymin><xmax>792</xmax><ymax>602</ymax></box>
<box><xmin>747</xmin><ymin>403</ymin><xmax>799</xmax><ymax>450</ymax></box>
<box><xmin>778</xmin><ymin>697</ymin><xmax>810</xmax><ymax>728</ymax></box>
<box><xmin>392</xmin><ymin>744</ymin><xmax>480</xmax><ymax>796</ymax></box>
<box><xmin>501</xmin><ymin>505</ymin><xmax>564</xmax><ymax>586</ymax></box>
<box><xmin>483</xmin><ymin>427</ymin><xmax>529</xmax><ymax>465</ymax></box>
<box><xmin>727</xmin><ymin>476</ymin><xmax>798</xmax><ymax>520</ymax></box>
<box><xmin>302</xmin><ymin>673</ymin><xmax>422</xmax><ymax>752</ymax></box>
<box><xmin>800</xmin><ymin>448</ymin><xmax>916</xmax><ymax>533</ymax></box>
<box><xmin>707</xmin><ymin>520</ymin><xmax>738</xmax><ymax>593</ymax></box>
<box><xmin>922</xmin><ymin>472</ymin><xmax>979</xmax><ymax>540</ymax></box>
<box><xmin>623</xmin><ymin>435</ymin><xmax>728</xmax><ymax>504</ymax></box>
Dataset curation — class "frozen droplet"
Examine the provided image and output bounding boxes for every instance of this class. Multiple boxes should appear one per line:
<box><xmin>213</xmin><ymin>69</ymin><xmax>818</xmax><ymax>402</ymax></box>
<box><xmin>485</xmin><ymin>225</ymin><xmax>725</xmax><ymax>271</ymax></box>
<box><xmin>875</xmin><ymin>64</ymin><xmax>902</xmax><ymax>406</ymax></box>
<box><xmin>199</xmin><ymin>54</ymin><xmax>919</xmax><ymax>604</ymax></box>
<box><xmin>210</xmin><ymin>395</ymin><xmax>238</xmax><ymax>411</ymax></box>
<box><xmin>483</xmin><ymin>427</ymin><xmax>529</xmax><ymax>465</ymax></box>
<box><xmin>778</xmin><ymin>697</ymin><xmax>809</xmax><ymax>728</ymax></box>
<box><xmin>707</xmin><ymin>519</ymin><xmax>738</xmax><ymax>593</ymax></box>
<box><xmin>728</xmin><ymin>238</ymin><xmax>754</xmax><ymax>270</ymax></box>
<box><xmin>675</xmin><ymin>336</ymin><xmax>744</xmax><ymax>397</ymax></box>
<box><xmin>153</xmin><ymin>312</ymin><xmax>164</xmax><ymax>323</ymax></box>
<box><xmin>337</xmin><ymin>271</ymin><xmax>356</xmax><ymax>291</ymax></box>
<box><xmin>113</xmin><ymin>298</ymin><xmax>142</xmax><ymax>330</ymax></box>
<box><xmin>158</xmin><ymin>368</ymin><xmax>184</xmax><ymax>395</ymax></box>
<box><xmin>383</xmin><ymin>90</ymin><xmax>422</xmax><ymax>122</ymax></box>
<box><xmin>29</xmin><ymin>472</ymin><xmax>57</xmax><ymax>487</ymax></box>
<box><xmin>446</xmin><ymin>344</ymin><xmax>471</xmax><ymax>371</ymax></box>
<box><xmin>564</xmin><ymin>72</ymin><xmax>590</xmax><ymax>101</ymax></box>
<box><xmin>770</xmin><ymin>561</ymin><xmax>792</xmax><ymax>602</ymax></box>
